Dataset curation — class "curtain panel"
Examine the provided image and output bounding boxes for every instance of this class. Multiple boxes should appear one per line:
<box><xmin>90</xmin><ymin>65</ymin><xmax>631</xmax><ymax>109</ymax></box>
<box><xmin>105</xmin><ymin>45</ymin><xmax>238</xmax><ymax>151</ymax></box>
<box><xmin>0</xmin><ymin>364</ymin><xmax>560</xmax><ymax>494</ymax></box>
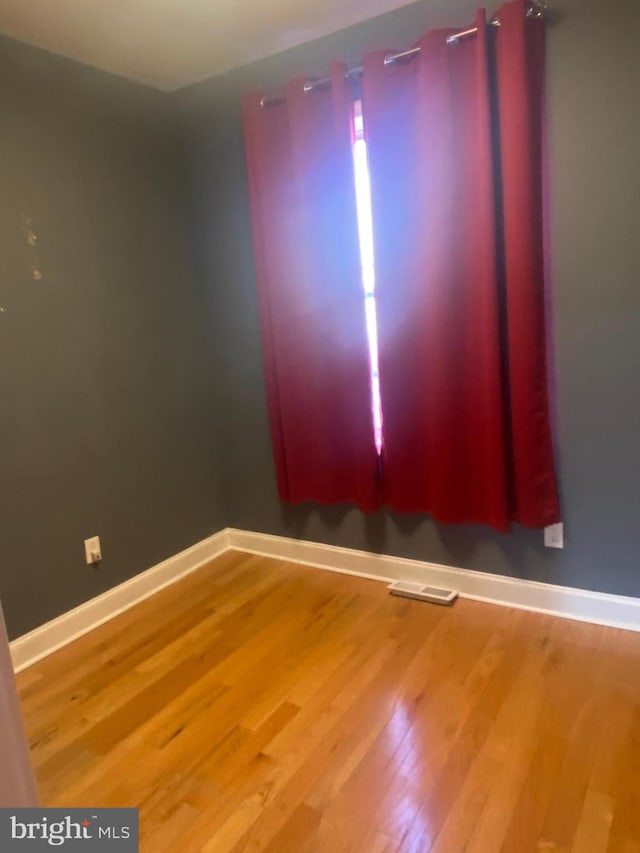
<box><xmin>242</xmin><ymin>65</ymin><xmax>382</xmax><ymax>511</ymax></box>
<box><xmin>362</xmin><ymin>0</ymin><xmax>560</xmax><ymax>529</ymax></box>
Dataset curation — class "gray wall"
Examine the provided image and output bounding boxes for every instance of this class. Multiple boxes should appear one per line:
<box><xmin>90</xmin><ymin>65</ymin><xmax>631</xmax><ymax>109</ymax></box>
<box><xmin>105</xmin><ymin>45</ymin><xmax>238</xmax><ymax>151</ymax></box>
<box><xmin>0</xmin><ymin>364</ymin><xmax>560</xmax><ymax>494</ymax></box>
<box><xmin>0</xmin><ymin>36</ymin><xmax>225</xmax><ymax>639</ymax></box>
<box><xmin>181</xmin><ymin>0</ymin><xmax>640</xmax><ymax>598</ymax></box>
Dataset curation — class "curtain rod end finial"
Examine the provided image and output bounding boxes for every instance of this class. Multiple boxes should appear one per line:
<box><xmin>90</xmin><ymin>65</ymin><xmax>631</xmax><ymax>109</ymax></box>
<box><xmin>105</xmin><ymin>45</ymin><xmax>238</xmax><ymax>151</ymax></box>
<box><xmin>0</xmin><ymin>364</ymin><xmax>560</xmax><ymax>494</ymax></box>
<box><xmin>527</xmin><ymin>0</ymin><xmax>548</xmax><ymax>19</ymax></box>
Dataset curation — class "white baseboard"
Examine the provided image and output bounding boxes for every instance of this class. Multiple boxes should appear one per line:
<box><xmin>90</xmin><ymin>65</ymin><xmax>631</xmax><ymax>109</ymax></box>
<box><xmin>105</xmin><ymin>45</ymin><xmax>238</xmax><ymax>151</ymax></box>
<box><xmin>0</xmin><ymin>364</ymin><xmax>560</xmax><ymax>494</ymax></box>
<box><xmin>11</xmin><ymin>526</ymin><xmax>640</xmax><ymax>672</ymax></box>
<box><xmin>226</xmin><ymin>528</ymin><xmax>640</xmax><ymax>633</ymax></box>
<box><xmin>10</xmin><ymin>529</ymin><xmax>230</xmax><ymax>673</ymax></box>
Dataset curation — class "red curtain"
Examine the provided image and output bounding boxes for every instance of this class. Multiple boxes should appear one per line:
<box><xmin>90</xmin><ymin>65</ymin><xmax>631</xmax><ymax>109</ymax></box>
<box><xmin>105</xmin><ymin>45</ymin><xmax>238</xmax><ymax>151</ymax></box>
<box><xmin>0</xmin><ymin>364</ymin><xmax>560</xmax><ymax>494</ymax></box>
<box><xmin>242</xmin><ymin>65</ymin><xmax>381</xmax><ymax>511</ymax></box>
<box><xmin>362</xmin><ymin>0</ymin><xmax>560</xmax><ymax>530</ymax></box>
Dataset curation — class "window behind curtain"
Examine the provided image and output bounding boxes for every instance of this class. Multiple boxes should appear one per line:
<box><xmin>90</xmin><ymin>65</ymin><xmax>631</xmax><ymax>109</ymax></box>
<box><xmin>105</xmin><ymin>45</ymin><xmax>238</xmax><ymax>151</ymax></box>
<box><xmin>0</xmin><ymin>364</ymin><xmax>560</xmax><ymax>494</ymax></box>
<box><xmin>351</xmin><ymin>100</ymin><xmax>383</xmax><ymax>455</ymax></box>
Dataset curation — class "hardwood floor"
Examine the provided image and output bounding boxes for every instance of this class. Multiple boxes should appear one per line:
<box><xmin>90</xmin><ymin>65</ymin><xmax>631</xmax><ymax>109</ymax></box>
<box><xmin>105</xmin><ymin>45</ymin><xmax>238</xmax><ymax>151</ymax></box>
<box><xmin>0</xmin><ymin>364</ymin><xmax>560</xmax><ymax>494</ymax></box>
<box><xmin>16</xmin><ymin>550</ymin><xmax>640</xmax><ymax>852</ymax></box>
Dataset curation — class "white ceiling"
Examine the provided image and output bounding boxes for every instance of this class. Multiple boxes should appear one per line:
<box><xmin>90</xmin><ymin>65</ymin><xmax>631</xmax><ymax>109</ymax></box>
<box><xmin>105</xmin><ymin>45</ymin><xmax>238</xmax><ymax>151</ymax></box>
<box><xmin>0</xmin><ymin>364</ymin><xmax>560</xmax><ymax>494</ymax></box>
<box><xmin>0</xmin><ymin>0</ymin><xmax>417</xmax><ymax>91</ymax></box>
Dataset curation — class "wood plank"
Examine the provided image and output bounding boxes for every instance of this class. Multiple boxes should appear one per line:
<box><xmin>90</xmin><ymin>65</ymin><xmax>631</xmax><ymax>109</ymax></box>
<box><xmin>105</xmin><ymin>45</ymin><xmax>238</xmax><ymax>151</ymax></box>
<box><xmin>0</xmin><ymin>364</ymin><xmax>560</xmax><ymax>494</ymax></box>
<box><xmin>15</xmin><ymin>552</ymin><xmax>640</xmax><ymax>852</ymax></box>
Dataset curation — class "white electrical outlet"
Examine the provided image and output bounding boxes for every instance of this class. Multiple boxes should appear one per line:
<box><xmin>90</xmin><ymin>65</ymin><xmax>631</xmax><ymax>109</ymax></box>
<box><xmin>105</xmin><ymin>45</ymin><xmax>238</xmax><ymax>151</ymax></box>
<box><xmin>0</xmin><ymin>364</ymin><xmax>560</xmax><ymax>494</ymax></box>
<box><xmin>544</xmin><ymin>523</ymin><xmax>564</xmax><ymax>549</ymax></box>
<box><xmin>84</xmin><ymin>536</ymin><xmax>102</xmax><ymax>565</ymax></box>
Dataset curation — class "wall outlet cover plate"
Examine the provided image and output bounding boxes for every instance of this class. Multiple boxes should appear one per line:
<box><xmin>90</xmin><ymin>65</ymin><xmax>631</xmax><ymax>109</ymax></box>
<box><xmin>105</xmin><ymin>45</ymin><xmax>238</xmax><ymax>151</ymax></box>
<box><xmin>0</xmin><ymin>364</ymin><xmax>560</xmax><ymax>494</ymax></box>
<box><xmin>84</xmin><ymin>536</ymin><xmax>102</xmax><ymax>565</ymax></box>
<box><xmin>544</xmin><ymin>523</ymin><xmax>564</xmax><ymax>549</ymax></box>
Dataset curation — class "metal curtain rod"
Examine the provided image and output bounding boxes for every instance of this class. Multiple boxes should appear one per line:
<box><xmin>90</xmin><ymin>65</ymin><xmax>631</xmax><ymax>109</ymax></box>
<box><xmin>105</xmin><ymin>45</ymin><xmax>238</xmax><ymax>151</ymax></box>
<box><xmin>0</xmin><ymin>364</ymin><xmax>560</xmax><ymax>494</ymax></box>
<box><xmin>260</xmin><ymin>0</ymin><xmax>547</xmax><ymax>107</ymax></box>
